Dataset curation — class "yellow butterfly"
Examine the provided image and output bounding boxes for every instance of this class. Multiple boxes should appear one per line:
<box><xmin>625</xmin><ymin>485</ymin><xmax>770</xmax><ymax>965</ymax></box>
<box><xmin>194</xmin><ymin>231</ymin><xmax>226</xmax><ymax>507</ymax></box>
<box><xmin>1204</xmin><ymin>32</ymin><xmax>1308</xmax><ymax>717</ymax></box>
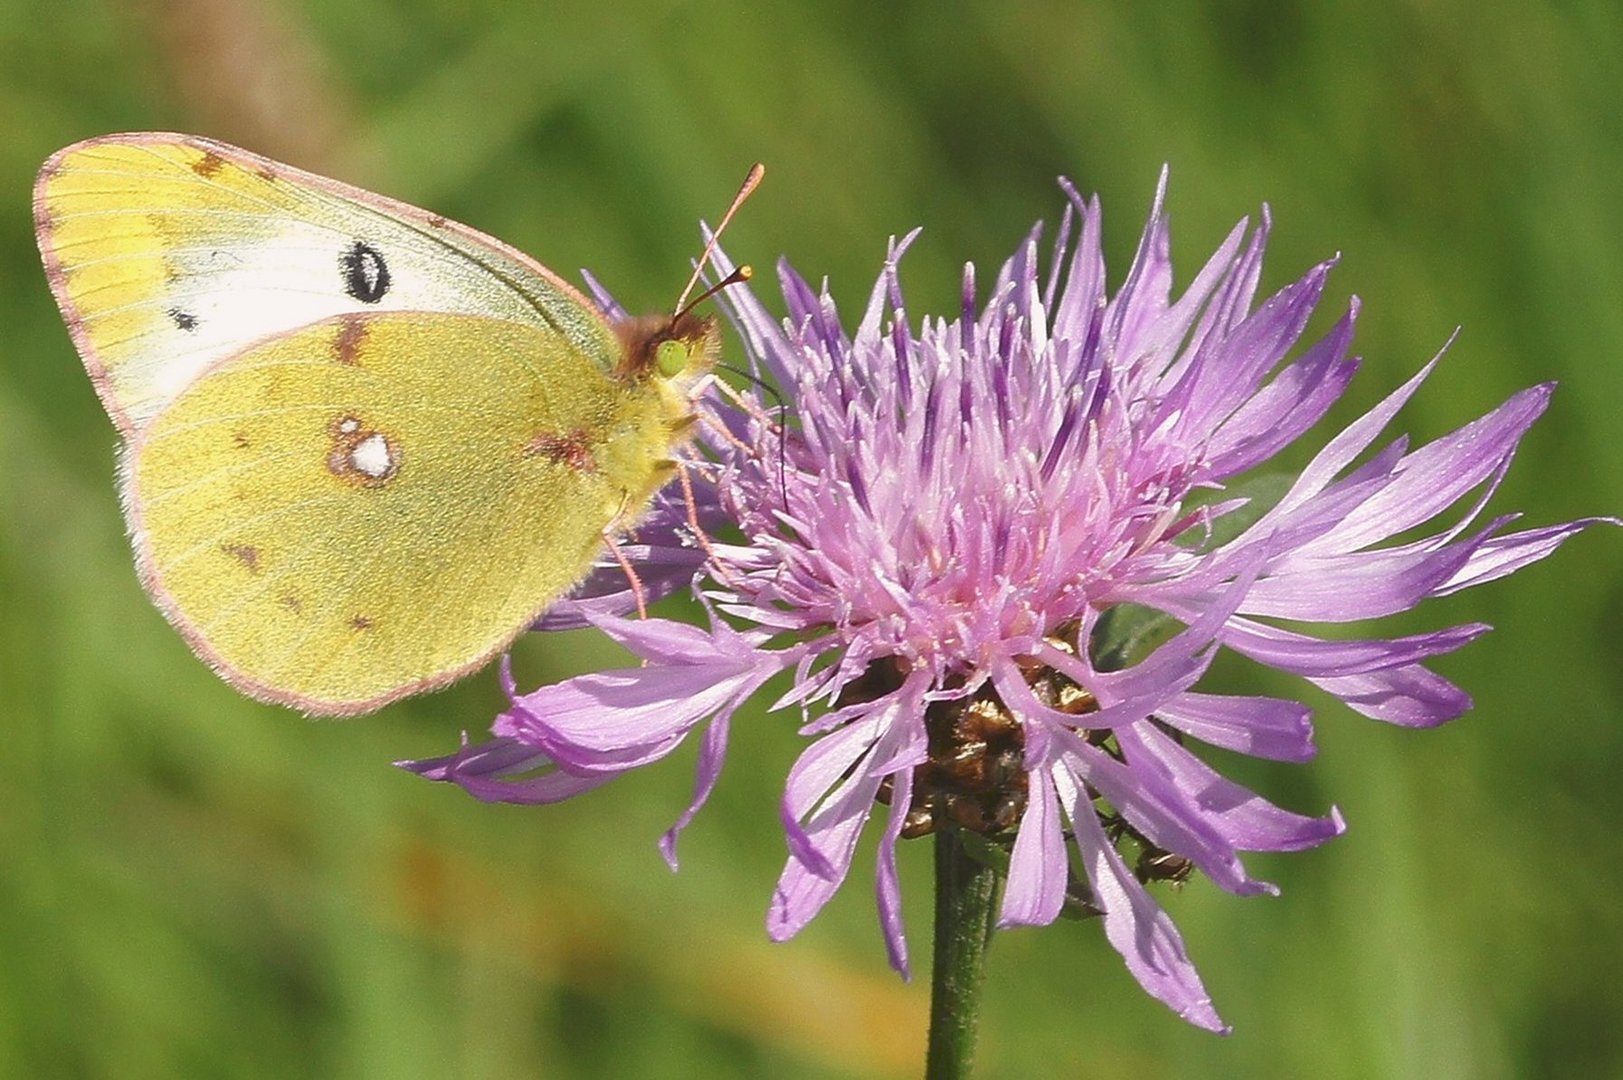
<box><xmin>35</xmin><ymin>132</ymin><xmax>758</xmax><ymax>716</ymax></box>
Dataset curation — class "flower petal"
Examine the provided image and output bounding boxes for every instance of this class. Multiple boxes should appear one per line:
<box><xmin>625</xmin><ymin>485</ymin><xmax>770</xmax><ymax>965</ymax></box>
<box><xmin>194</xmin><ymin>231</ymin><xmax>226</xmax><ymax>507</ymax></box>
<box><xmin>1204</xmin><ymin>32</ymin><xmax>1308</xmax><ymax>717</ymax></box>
<box><xmin>1239</xmin><ymin>517</ymin><xmax>1510</xmax><ymax>622</ymax></box>
<box><xmin>534</xmin><ymin>486</ymin><xmax>721</xmax><ymax>630</ymax></box>
<box><xmin>1437</xmin><ymin>517</ymin><xmax>1620</xmax><ymax>594</ymax></box>
<box><xmin>1169</xmin><ymin>260</ymin><xmax>1333</xmax><ymax>449</ymax></box>
<box><xmin>876</xmin><ymin>768</ymin><xmax>915</xmax><ymax>977</ymax></box>
<box><xmin>1058</xmin><ymin>727</ymin><xmax>1272</xmax><ymax>897</ymax></box>
<box><xmin>396</xmin><ymin>734</ymin><xmax>616</xmax><ymax>805</ymax></box>
<box><xmin>999</xmin><ymin>766</ymin><xmax>1067</xmax><ymax>927</ymax></box>
<box><xmin>659</xmin><ymin>711</ymin><xmax>733</xmax><ymax>870</ymax></box>
<box><xmin>1309</xmin><ymin>664</ymin><xmax>1472</xmax><ymax>727</ymax></box>
<box><xmin>504</xmin><ymin>616</ymin><xmax>788</xmax><ymax>774</ymax></box>
<box><xmin>1306</xmin><ymin>385</ymin><xmax>1552</xmax><ymax>553</ymax></box>
<box><xmin>770</xmin><ymin>677</ymin><xmax>928</xmax><ymax>941</ymax></box>
<box><xmin>1218</xmin><ymin>616</ymin><xmax>1489</xmax><ymax>677</ymax></box>
<box><xmin>1201</xmin><ymin>300</ymin><xmax>1360</xmax><ymax>479</ymax></box>
<box><xmin>1120</xmin><ymin>723</ymin><xmax>1344</xmax><ymax>852</ymax></box>
<box><xmin>1247</xmin><ymin>342</ymin><xmax>1449</xmax><ymax>533</ymax></box>
<box><xmin>1155</xmin><ymin>691</ymin><xmax>1317</xmax><ymax>762</ymax></box>
<box><xmin>1057</xmin><ymin>762</ymin><xmax>1229</xmax><ymax>1033</ymax></box>
<box><xmin>778</xmin><ymin>710</ymin><xmax>888</xmax><ymax>879</ymax></box>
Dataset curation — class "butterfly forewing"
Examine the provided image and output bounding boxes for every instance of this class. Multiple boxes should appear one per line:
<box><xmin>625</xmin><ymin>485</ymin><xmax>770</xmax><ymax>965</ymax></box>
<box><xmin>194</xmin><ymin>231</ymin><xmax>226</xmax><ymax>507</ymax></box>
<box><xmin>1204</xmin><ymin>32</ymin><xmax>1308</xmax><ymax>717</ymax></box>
<box><xmin>127</xmin><ymin>311</ymin><xmax>671</xmax><ymax>715</ymax></box>
<box><xmin>36</xmin><ymin>133</ymin><xmax>622</xmax><ymax>434</ymax></box>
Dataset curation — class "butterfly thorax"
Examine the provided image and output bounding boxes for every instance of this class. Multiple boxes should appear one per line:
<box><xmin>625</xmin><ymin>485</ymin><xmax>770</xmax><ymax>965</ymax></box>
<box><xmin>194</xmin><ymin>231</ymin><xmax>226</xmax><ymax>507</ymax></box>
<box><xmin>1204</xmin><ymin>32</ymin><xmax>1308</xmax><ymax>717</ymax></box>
<box><xmin>587</xmin><ymin>310</ymin><xmax>717</xmax><ymax>515</ymax></box>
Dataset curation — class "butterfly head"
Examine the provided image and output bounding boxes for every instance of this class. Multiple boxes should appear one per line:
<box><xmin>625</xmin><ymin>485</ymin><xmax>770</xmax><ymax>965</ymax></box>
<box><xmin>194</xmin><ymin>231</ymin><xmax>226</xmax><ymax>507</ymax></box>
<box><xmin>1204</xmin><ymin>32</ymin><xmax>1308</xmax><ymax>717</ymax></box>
<box><xmin>616</xmin><ymin>310</ymin><xmax>721</xmax><ymax>383</ymax></box>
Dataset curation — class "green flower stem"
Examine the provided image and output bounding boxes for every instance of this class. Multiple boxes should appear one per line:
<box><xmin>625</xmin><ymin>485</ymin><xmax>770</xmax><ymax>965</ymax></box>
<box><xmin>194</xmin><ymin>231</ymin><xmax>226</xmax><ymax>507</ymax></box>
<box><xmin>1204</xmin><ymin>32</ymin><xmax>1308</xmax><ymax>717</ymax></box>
<box><xmin>926</xmin><ymin>827</ymin><xmax>1000</xmax><ymax>1080</ymax></box>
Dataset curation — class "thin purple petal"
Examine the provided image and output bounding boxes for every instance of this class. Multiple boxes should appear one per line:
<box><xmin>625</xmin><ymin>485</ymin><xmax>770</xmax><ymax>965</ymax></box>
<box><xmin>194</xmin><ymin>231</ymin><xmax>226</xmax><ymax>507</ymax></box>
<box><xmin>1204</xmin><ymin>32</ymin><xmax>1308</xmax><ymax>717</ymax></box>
<box><xmin>999</xmin><ymin>766</ymin><xmax>1066</xmax><ymax>927</ymax></box>
<box><xmin>1057</xmin><ymin>762</ymin><xmax>1229</xmax><ymax>1034</ymax></box>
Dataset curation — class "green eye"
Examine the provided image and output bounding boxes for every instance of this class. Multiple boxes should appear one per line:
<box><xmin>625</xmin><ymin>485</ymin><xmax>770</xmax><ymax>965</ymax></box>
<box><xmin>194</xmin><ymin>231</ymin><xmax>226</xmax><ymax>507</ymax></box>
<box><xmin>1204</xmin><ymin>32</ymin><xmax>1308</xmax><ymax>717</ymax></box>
<box><xmin>654</xmin><ymin>339</ymin><xmax>689</xmax><ymax>377</ymax></box>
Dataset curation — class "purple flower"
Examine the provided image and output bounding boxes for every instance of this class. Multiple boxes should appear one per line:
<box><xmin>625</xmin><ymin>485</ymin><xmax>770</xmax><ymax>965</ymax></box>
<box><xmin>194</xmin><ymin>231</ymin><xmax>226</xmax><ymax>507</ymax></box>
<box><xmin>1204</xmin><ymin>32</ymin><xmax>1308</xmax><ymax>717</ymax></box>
<box><xmin>404</xmin><ymin>172</ymin><xmax>1612</xmax><ymax>1032</ymax></box>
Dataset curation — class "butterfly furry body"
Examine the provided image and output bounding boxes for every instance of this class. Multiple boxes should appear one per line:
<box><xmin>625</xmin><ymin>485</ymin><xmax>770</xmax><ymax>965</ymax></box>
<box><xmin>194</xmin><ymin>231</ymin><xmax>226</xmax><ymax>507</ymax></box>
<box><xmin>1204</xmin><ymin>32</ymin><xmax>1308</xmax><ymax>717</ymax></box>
<box><xmin>36</xmin><ymin>133</ymin><xmax>717</xmax><ymax>715</ymax></box>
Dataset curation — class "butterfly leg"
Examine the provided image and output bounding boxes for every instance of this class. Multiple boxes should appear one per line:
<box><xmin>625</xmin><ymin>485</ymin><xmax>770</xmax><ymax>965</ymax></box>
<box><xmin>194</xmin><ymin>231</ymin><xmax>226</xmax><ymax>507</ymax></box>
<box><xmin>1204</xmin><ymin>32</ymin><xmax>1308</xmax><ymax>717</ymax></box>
<box><xmin>674</xmin><ymin>459</ymin><xmax>752</xmax><ymax>592</ymax></box>
<box><xmin>602</xmin><ymin>531</ymin><xmax>649</xmax><ymax>622</ymax></box>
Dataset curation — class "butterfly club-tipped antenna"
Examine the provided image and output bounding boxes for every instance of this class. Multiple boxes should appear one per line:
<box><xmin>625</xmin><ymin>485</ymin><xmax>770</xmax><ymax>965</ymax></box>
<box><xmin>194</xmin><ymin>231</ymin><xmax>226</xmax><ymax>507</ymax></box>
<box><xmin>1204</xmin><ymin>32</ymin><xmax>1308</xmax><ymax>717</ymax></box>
<box><xmin>620</xmin><ymin>163</ymin><xmax>762</xmax><ymax>379</ymax></box>
<box><xmin>674</xmin><ymin>161</ymin><xmax>765</xmax><ymax>319</ymax></box>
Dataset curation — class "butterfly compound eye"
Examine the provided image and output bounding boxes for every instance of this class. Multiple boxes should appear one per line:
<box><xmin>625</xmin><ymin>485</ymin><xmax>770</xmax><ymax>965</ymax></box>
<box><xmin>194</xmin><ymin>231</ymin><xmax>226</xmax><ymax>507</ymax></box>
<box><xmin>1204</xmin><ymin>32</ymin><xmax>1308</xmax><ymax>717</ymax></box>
<box><xmin>655</xmin><ymin>338</ymin><xmax>690</xmax><ymax>378</ymax></box>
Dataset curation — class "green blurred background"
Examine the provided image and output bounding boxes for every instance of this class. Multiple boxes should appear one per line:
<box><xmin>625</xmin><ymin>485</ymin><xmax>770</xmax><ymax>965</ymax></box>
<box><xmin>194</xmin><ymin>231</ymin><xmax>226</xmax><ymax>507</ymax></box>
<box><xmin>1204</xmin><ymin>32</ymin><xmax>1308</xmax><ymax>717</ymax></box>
<box><xmin>3</xmin><ymin>2</ymin><xmax>1620</xmax><ymax>1077</ymax></box>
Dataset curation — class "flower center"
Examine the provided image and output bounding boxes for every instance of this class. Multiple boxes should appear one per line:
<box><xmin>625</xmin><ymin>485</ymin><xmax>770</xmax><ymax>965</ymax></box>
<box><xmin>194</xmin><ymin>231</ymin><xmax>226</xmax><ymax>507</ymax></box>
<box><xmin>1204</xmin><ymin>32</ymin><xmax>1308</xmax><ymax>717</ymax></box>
<box><xmin>852</xmin><ymin>629</ymin><xmax>1198</xmax><ymax>901</ymax></box>
<box><xmin>901</xmin><ymin>693</ymin><xmax>1030</xmax><ymax>838</ymax></box>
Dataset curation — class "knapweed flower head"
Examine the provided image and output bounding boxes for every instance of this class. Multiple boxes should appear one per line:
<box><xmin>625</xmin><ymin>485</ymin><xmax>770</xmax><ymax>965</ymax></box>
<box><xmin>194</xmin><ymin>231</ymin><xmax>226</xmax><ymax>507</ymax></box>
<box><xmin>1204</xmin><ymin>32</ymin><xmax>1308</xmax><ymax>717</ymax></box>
<box><xmin>406</xmin><ymin>172</ymin><xmax>1610</xmax><ymax>1032</ymax></box>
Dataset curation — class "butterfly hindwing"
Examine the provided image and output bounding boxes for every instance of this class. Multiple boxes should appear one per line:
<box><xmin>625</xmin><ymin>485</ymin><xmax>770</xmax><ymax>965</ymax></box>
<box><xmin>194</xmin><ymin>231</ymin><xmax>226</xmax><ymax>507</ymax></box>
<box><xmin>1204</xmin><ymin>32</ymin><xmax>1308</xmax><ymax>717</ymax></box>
<box><xmin>126</xmin><ymin>310</ymin><xmax>675</xmax><ymax>715</ymax></box>
<box><xmin>35</xmin><ymin>132</ymin><xmax>622</xmax><ymax>434</ymax></box>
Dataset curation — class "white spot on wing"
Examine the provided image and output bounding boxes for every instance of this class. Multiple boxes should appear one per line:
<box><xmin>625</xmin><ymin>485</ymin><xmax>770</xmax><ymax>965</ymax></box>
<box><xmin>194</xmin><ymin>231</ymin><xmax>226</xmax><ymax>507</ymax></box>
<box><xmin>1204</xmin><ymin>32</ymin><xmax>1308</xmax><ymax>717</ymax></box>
<box><xmin>350</xmin><ymin>433</ymin><xmax>393</xmax><ymax>478</ymax></box>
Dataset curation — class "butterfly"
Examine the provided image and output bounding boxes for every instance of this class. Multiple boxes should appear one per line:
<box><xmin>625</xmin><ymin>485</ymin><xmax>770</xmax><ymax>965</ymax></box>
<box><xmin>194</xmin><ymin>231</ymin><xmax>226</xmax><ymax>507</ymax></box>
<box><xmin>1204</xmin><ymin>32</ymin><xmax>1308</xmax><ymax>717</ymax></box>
<box><xmin>34</xmin><ymin>132</ymin><xmax>759</xmax><ymax>716</ymax></box>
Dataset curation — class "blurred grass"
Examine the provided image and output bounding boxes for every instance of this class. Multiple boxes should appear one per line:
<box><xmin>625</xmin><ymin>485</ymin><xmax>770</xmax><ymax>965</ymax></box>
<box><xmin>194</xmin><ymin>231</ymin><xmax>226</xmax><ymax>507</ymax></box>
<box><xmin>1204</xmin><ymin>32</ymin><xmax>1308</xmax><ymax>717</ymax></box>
<box><xmin>3</xmin><ymin>1</ymin><xmax>1621</xmax><ymax>1077</ymax></box>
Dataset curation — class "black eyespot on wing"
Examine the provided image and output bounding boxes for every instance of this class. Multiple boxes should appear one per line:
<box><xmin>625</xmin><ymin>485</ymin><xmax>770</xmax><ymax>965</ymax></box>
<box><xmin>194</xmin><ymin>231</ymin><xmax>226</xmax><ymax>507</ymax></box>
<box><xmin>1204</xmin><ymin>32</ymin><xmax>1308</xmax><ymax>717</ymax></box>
<box><xmin>340</xmin><ymin>241</ymin><xmax>391</xmax><ymax>304</ymax></box>
<box><xmin>168</xmin><ymin>308</ymin><xmax>198</xmax><ymax>331</ymax></box>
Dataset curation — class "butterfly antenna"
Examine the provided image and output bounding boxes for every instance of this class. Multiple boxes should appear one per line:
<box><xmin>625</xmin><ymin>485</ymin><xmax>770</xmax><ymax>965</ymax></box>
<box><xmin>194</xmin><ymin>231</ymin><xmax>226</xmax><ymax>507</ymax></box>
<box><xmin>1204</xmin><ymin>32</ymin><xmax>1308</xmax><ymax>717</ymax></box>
<box><xmin>675</xmin><ymin>264</ymin><xmax>753</xmax><ymax>323</ymax></box>
<box><xmin>675</xmin><ymin>162</ymin><xmax>765</xmax><ymax>315</ymax></box>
